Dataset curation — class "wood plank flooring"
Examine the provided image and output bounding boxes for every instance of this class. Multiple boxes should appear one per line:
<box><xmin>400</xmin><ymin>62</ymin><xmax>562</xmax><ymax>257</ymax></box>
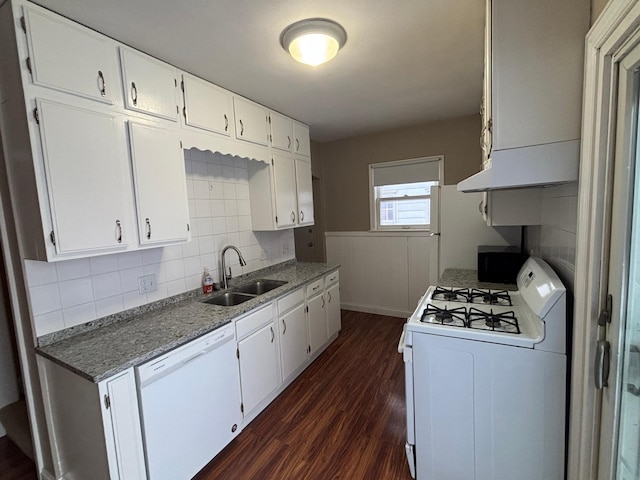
<box><xmin>0</xmin><ymin>436</ymin><xmax>37</xmax><ymax>480</ymax></box>
<box><xmin>0</xmin><ymin>310</ymin><xmax>409</xmax><ymax>480</ymax></box>
<box><xmin>195</xmin><ymin>310</ymin><xmax>410</xmax><ymax>480</ymax></box>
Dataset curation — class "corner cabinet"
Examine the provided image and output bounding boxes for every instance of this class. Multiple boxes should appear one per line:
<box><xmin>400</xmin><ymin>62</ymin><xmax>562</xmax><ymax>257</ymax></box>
<box><xmin>247</xmin><ymin>152</ymin><xmax>314</xmax><ymax>231</ymax></box>
<box><xmin>38</xmin><ymin>359</ymin><xmax>146</xmax><ymax>480</ymax></box>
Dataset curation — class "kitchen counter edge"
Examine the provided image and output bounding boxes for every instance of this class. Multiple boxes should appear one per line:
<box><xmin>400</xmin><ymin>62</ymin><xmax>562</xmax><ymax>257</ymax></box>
<box><xmin>36</xmin><ymin>261</ymin><xmax>339</xmax><ymax>383</ymax></box>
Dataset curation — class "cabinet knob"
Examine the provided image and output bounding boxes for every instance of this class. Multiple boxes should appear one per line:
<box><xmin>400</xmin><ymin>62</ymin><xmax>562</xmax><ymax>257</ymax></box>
<box><xmin>131</xmin><ymin>82</ymin><xmax>138</xmax><ymax>106</ymax></box>
<box><xmin>98</xmin><ymin>70</ymin><xmax>106</xmax><ymax>97</ymax></box>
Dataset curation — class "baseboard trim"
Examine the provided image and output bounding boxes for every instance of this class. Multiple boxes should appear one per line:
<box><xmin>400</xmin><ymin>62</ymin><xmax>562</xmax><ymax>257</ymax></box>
<box><xmin>342</xmin><ymin>303</ymin><xmax>410</xmax><ymax>319</ymax></box>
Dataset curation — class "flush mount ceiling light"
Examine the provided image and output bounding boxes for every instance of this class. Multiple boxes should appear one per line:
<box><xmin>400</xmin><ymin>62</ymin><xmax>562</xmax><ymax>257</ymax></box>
<box><xmin>280</xmin><ymin>18</ymin><xmax>347</xmax><ymax>67</ymax></box>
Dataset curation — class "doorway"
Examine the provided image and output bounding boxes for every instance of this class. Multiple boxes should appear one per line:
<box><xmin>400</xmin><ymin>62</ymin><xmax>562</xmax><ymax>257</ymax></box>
<box><xmin>573</xmin><ymin>2</ymin><xmax>640</xmax><ymax>479</ymax></box>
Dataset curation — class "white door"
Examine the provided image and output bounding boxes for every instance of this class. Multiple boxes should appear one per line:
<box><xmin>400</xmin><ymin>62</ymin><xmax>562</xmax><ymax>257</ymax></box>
<box><xmin>128</xmin><ymin>122</ymin><xmax>189</xmax><ymax>245</ymax></box>
<box><xmin>36</xmin><ymin>99</ymin><xmax>132</xmax><ymax>255</ymax></box>
<box><xmin>237</xmin><ymin>322</ymin><xmax>279</xmax><ymax>417</ymax></box>
<box><xmin>295</xmin><ymin>157</ymin><xmax>314</xmax><ymax>226</ymax></box>
<box><xmin>272</xmin><ymin>154</ymin><xmax>297</xmax><ymax>228</ymax></box>
<box><xmin>597</xmin><ymin>39</ymin><xmax>640</xmax><ymax>480</ymax></box>
<box><xmin>307</xmin><ymin>293</ymin><xmax>326</xmax><ymax>354</ymax></box>
<box><xmin>279</xmin><ymin>303</ymin><xmax>308</xmax><ymax>380</ymax></box>
<box><xmin>120</xmin><ymin>48</ymin><xmax>178</xmax><ymax>121</ymax></box>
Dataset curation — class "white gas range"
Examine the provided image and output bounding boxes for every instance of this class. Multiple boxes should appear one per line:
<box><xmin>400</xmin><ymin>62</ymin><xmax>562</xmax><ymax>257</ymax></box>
<box><xmin>399</xmin><ymin>257</ymin><xmax>568</xmax><ymax>480</ymax></box>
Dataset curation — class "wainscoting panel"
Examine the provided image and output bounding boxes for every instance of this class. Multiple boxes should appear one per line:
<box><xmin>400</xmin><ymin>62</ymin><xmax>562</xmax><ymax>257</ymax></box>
<box><xmin>326</xmin><ymin>232</ymin><xmax>437</xmax><ymax>318</ymax></box>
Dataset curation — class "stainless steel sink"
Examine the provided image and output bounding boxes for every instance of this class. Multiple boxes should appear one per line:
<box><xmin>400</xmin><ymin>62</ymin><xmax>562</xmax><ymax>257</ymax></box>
<box><xmin>202</xmin><ymin>292</ymin><xmax>255</xmax><ymax>307</ymax></box>
<box><xmin>235</xmin><ymin>279</ymin><xmax>288</xmax><ymax>296</ymax></box>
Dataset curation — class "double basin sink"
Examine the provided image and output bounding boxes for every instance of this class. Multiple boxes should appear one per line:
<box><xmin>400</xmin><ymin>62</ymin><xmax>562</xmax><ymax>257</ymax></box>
<box><xmin>202</xmin><ymin>279</ymin><xmax>288</xmax><ymax>306</ymax></box>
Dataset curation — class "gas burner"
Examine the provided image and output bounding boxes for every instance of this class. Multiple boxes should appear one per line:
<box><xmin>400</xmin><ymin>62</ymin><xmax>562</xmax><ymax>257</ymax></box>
<box><xmin>469</xmin><ymin>289</ymin><xmax>512</xmax><ymax>306</ymax></box>
<box><xmin>467</xmin><ymin>308</ymin><xmax>521</xmax><ymax>334</ymax></box>
<box><xmin>421</xmin><ymin>304</ymin><xmax>467</xmax><ymax>326</ymax></box>
<box><xmin>432</xmin><ymin>287</ymin><xmax>470</xmax><ymax>303</ymax></box>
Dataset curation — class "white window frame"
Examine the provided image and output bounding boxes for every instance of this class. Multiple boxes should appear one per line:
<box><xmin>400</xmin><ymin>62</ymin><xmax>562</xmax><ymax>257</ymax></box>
<box><xmin>369</xmin><ymin>156</ymin><xmax>443</xmax><ymax>232</ymax></box>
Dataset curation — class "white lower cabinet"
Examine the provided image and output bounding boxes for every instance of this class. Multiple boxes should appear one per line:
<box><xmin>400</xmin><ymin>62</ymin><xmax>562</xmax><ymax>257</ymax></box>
<box><xmin>236</xmin><ymin>304</ymin><xmax>279</xmax><ymax>419</ymax></box>
<box><xmin>326</xmin><ymin>280</ymin><xmax>342</xmax><ymax>338</ymax></box>
<box><xmin>307</xmin><ymin>279</ymin><xmax>327</xmax><ymax>355</ymax></box>
<box><xmin>38</xmin><ymin>359</ymin><xmax>146</xmax><ymax>480</ymax></box>
<box><xmin>278</xmin><ymin>288</ymin><xmax>309</xmax><ymax>381</ymax></box>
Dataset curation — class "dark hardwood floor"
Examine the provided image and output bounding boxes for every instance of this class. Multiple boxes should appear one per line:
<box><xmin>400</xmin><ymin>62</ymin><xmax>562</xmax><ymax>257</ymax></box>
<box><xmin>195</xmin><ymin>310</ymin><xmax>410</xmax><ymax>480</ymax></box>
<box><xmin>0</xmin><ymin>310</ymin><xmax>409</xmax><ymax>480</ymax></box>
<box><xmin>0</xmin><ymin>436</ymin><xmax>37</xmax><ymax>480</ymax></box>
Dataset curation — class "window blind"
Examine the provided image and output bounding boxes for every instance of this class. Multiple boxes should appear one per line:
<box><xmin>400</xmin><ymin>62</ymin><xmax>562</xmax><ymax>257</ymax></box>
<box><xmin>371</xmin><ymin>159</ymin><xmax>440</xmax><ymax>186</ymax></box>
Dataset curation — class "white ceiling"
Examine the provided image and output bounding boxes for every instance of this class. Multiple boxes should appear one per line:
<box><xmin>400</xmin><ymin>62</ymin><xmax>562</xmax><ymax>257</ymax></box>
<box><xmin>32</xmin><ymin>0</ymin><xmax>485</xmax><ymax>142</ymax></box>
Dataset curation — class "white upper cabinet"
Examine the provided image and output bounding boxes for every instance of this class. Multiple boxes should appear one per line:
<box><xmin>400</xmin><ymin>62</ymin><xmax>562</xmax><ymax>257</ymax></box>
<box><xmin>294</xmin><ymin>157</ymin><xmax>314</xmax><ymax>226</ymax></box>
<box><xmin>181</xmin><ymin>73</ymin><xmax>232</xmax><ymax>136</ymax></box>
<box><xmin>119</xmin><ymin>48</ymin><xmax>179</xmax><ymax>121</ymax></box>
<box><xmin>293</xmin><ymin>121</ymin><xmax>310</xmax><ymax>157</ymax></box>
<box><xmin>36</xmin><ymin>99</ymin><xmax>133</xmax><ymax>256</ymax></box>
<box><xmin>233</xmin><ymin>97</ymin><xmax>269</xmax><ymax>146</ymax></box>
<box><xmin>272</xmin><ymin>154</ymin><xmax>298</xmax><ymax>229</ymax></box>
<box><xmin>269</xmin><ymin>111</ymin><xmax>293</xmax><ymax>152</ymax></box>
<box><xmin>128</xmin><ymin>122</ymin><xmax>190</xmax><ymax>245</ymax></box>
<box><xmin>22</xmin><ymin>6</ymin><xmax>120</xmax><ymax>104</ymax></box>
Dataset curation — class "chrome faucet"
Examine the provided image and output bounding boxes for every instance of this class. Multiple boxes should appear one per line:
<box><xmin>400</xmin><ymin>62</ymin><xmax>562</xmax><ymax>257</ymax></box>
<box><xmin>221</xmin><ymin>245</ymin><xmax>247</xmax><ymax>289</ymax></box>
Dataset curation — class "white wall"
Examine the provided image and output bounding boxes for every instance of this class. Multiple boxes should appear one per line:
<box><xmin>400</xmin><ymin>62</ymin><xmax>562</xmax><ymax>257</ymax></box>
<box><xmin>25</xmin><ymin>150</ymin><xmax>295</xmax><ymax>337</ymax></box>
<box><xmin>527</xmin><ymin>183</ymin><xmax>578</xmax><ymax>291</ymax></box>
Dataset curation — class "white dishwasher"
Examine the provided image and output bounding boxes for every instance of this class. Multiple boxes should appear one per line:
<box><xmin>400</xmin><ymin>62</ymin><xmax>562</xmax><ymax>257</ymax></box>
<box><xmin>136</xmin><ymin>323</ymin><xmax>241</xmax><ymax>480</ymax></box>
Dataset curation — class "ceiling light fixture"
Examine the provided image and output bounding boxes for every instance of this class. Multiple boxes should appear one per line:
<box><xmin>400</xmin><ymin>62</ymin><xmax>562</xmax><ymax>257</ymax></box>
<box><xmin>280</xmin><ymin>18</ymin><xmax>347</xmax><ymax>67</ymax></box>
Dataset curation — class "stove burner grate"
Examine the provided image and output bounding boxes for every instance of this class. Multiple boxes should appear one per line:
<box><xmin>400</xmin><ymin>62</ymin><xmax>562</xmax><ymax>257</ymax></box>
<box><xmin>467</xmin><ymin>307</ymin><xmax>521</xmax><ymax>334</ymax></box>
<box><xmin>431</xmin><ymin>287</ymin><xmax>471</xmax><ymax>303</ymax></box>
<box><xmin>421</xmin><ymin>304</ymin><xmax>468</xmax><ymax>326</ymax></box>
<box><xmin>469</xmin><ymin>289</ymin><xmax>513</xmax><ymax>306</ymax></box>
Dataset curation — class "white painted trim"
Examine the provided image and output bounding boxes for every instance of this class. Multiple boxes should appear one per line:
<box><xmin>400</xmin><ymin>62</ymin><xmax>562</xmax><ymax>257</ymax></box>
<box><xmin>340</xmin><ymin>302</ymin><xmax>410</xmax><ymax>319</ymax></box>
<box><xmin>571</xmin><ymin>1</ymin><xmax>640</xmax><ymax>479</ymax></box>
<box><xmin>38</xmin><ymin>469</ymin><xmax>57</xmax><ymax>480</ymax></box>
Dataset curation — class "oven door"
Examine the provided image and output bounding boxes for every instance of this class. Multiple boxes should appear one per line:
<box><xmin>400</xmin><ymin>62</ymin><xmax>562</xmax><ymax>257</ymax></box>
<box><xmin>398</xmin><ymin>326</ymin><xmax>416</xmax><ymax>478</ymax></box>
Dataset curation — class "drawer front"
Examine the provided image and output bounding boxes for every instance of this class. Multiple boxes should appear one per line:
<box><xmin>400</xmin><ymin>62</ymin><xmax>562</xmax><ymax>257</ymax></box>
<box><xmin>306</xmin><ymin>279</ymin><xmax>323</xmax><ymax>297</ymax></box>
<box><xmin>277</xmin><ymin>287</ymin><xmax>304</xmax><ymax>315</ymax></box>
<box><xmin>235</xmin><ymin>303</ymin><xmax>274</xmax><ymax>340</ymax></box>
<box><xmin>325</xmin><ymin>270</ymin><xmax>339</xmax><ymax>287</ymax></box>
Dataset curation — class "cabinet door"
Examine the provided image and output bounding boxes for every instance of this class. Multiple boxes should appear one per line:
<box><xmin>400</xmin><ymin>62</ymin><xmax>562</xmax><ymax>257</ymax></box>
<box><xmin>272</xmin><ymin>154</ymin><xmax>297</xmax><ymax>228</ymax></box>
<box><xmin>99</xmin><ymin>370</ymin><xmax>146</xmax><ymax>480</ymax></box>
<box><xmin>234</xmin><ymin>97</ymin><xmax>268</xmax><ymax>146</ymax></box>
<box><xmin>120</xmin><ymin>48</ymin><xmax>178</xmax><ymax>121</ymax></box>
<box><xmin>37</xmin><ymin>99</ymin><xmax>132</xmax><ymax>255</ymax></box>
<box><xmin>279</xmin><ymin>303</ymin><xmax>308</xmax><ymax>380</ymax></box>
<box><xmin>128</xmin><ymin>122</ymin><xmax>190</xmax><ymax>245</ymax></box>
<box><xmin>270</xmin><ymin>111</ymin><xmax>293</xmax><ymax>152</ymax></box>
<box><xmin>293</xmin><ymin>122</ymin><xmax>310</xmax><ymax>157</ymax></box>
<box><xmin>326</xmin><ymin>282</ymin><xmax>342</xmax><ymax>337</ymax></box>
<box><xmin>23</xmin><ymin>6</ymin><xmax>119</xmax><ymax>104</ymax></box>
<box><xmin>307</xmin><ymin>293</ymin><xmax>327</xmax><ymax>355</ymax></box>
<box><xmin>182</xmin><ymin>73</ymin><xmax>232</xmax><ymax>136</ymax></box>
<box><xmin>238</xmin><ymin>322</ymin><xmax>279</xmax><ymax>416</ymax></box>
<box><xmin>295</xmin><ymin>157</ymin><xmax>314</xmax><ymax>226</ymax></box>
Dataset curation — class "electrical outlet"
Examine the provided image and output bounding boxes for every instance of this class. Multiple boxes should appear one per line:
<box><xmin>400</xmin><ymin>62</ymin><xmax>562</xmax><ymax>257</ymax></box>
<box><xmin>138</xmin><ymin>274</ymin><xmax>157</xmax><ymax>294</ymax></box>
<box><xmin>282</xmin><ymin>243</ymin><xmax>291</xmax><ymax>254</ymax></box>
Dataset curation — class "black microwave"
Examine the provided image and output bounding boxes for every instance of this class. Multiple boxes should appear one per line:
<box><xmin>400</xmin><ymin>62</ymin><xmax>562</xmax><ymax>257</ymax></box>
<box><xmin>477</xmin><ymin>246</ymin><xmax>527</xmax><ymax>284</ymax></box>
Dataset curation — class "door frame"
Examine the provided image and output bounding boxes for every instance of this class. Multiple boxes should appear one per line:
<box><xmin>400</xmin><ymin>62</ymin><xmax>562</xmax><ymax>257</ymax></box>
<box><xmin>572</xmin><ymin>1</ymin><xmax>640</xmax><ymax>478</ymax></box>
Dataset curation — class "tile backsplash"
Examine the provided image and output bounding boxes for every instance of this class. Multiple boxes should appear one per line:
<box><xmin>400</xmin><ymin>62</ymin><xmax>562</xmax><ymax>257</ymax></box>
<box><xmin>527</xmin><ymin>182</ymin><xmax>578</xmax><ymax>292</ymax></box>
<box><xmin>26</xmin><ymin>149</ymin><xmax>295</xmax><ymax>337</ymax></box>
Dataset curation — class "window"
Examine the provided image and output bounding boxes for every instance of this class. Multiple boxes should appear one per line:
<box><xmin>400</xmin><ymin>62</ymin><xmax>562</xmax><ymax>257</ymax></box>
<box><xmin>369</xmin><ymin>157</ymin><xmax>441</xmax><ymax>231</ymax></box>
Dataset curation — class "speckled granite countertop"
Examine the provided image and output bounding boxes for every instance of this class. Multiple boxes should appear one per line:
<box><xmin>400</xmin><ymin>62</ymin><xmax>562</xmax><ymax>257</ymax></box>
<box><xmin>439</xmin><ymin>269</ymin><xmax>517</xmax><ymax>291</ymax></box>
<box><xmin>36</xmin><ymin>261</ymin><xmax>339</xmax><ymax>383</ymax></box>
